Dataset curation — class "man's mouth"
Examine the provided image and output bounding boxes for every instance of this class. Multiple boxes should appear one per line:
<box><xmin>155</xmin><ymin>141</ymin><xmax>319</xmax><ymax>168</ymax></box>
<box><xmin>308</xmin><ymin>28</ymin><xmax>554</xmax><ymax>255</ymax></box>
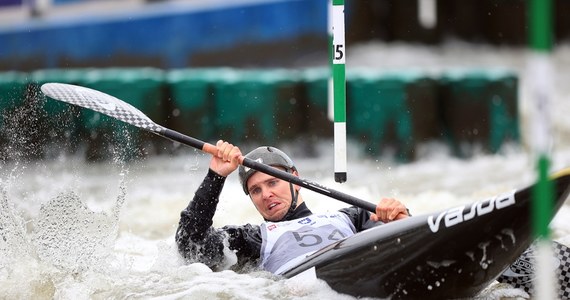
<box><xmin>268</xmin><ymin>203</ymin><xmax>279</xmax><ymax>210</ymax></box>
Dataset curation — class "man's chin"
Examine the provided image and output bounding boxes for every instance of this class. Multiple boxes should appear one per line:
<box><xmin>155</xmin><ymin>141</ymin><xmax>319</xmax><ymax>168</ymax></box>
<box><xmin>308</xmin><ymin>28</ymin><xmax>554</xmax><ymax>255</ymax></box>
<box><xmin>265</xmin><ymin>211</ymin><xmax>287</xmax><ymax>222</ymax></box>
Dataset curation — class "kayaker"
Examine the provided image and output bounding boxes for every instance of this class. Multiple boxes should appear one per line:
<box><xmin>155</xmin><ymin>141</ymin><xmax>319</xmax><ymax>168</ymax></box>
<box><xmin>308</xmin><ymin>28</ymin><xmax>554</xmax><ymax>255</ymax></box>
<box><xmin>175</xmin><ymin>140</ymin><xmax>410</xmax><ymax>274</ymax></box>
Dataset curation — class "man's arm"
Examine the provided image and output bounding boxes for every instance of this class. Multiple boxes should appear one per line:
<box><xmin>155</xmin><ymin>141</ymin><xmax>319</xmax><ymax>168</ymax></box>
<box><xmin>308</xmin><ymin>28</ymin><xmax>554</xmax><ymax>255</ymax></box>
<box><xmin>175</xmin><ymin>169</ymin><xmax>228</xmax><ymax>269</ymax></box>
<box><xmin>176</xmin><ymin>140</ymin><xmax>264</xmax><ymax>271</ymax></box>
<box><xmin>176</xmin><ymin>140</ymin><xmax>242</xmax><ymax>268</ymax></box>
<box><xmin>340</xmin><ymin>198</ymin><xmax>411</xmax><ymax>232</ymax></box>
<box><xmin>339</xmin><ymin>206</ymin><xmax>379</xmax><ymax>232</ymax></box>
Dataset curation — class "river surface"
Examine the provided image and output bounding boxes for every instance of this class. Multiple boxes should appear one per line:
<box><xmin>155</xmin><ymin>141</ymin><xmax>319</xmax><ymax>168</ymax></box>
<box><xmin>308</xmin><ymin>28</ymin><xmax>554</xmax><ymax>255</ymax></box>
<box><xmin>1</xmin><ymin>42</ymin><xmax>570</xmax><ymax>299</ymax></box>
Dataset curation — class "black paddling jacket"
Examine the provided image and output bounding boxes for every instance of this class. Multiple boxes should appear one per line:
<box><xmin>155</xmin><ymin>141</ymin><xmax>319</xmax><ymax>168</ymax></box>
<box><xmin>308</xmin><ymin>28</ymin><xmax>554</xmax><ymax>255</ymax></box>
<box><xmin>175</xmin><ymin>169</ymin><xmax>382</xmax><ymax>272</ymax></box>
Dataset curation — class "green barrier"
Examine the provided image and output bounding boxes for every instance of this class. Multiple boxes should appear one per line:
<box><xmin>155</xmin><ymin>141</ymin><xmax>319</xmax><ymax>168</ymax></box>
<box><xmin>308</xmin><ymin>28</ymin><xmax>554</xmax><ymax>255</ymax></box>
<box><xmin>347</xmin><ymin>69</ymin><xmax>426</xmax><ymax>161</ymax></box>
<box><xmin>440</xmin><ymin>69</ymin><xmax>519</xmax><ymax>156</ymax></box>
<box><xmin>0</xmin><ymin>71</ymin><xmax>27</xmax><ymax>124</ymax></box>
<box><xmin>273</xmin><ymin>70</ymin><xmax>302</xmax><ymax>140</ymax></box>
<box><xmin>300</xmin><ymin>68</ymin><xmax>332</xmax><ymax>138</ymax></box>
<box><xmin>165</xmin><ymin>68</ymin><xmax>228</xmax><ymax>143</ymax></box>
<box><xmin>406</xmin><ymin>76</ymin><xmax>441</xmax><ymax>144</ymax></box>
<box><xmin>0</xmin><ymin>71</ymin><xmax>29</xmax><ymax>159</ymax></box>
<box><xmin>212</xmin><ymin>69</ymin><xmax>300</xmax><ymax>144</ymax></box>
<box><xmin>487</xmin><ymin>72</ymin><xmax>519</xmax><ymax>152</ymax></box>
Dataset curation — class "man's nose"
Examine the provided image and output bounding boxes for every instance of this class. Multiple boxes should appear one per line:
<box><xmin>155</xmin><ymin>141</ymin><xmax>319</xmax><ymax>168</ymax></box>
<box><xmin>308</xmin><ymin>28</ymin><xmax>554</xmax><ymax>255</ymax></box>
<box><xmin>262</xmin><ymin>187</ymin><xmax>273</xmax><ymax>199</ymax></box>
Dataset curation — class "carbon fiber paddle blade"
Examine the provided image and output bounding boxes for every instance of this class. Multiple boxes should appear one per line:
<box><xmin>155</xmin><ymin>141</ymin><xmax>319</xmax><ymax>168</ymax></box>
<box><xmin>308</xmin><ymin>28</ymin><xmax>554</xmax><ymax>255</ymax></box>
<box><xmin>41</xmin><ymin>82</ymin><xmax>164</xmax><ymax>133</ymax></box>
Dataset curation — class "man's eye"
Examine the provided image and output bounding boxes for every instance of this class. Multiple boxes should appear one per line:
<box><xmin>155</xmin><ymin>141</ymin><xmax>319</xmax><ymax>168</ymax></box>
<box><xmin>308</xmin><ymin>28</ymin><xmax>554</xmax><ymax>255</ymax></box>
<box><xmin>268</xmin><ymin>180</ymin><xmax>278</xmax><ymax>186</ymax></box>
<box><xmin>250</xmin><ymin>187</ymin><xmax>260</xmax><ymax>195</ymax></box>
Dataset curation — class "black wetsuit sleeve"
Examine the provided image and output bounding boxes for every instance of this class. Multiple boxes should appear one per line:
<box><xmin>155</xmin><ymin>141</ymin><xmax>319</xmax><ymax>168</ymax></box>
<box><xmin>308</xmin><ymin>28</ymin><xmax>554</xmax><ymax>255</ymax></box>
<box><xmin>175</xmin><ymin>169</ymin><xmax>227</xmax><ymax>269</ymax></box>
<box><xmin>339</xmin><ymin>206</ymin><xmax>381</xmax><ymax>232</ymax></box>
<box><xmin>340</xmin><ymin>206</ymin><xmax>412</xmax><ymax>232</ymax></box>
<box><xmin>175</xmin><ymin>169</ymin><xmax>262</xmax><ymax>270</ymax></box>
<box><xmin>222</xmin><ymin>224</ymin><xmax>263</xmax><ymax>269</ymax></box>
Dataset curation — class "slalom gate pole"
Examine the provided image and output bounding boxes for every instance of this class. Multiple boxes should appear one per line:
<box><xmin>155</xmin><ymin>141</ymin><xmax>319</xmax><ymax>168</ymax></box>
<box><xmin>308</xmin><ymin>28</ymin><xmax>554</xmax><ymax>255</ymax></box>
<box><xmin>528</xmin><ymin>0</ymin><xmax>556</xmax><ymax>297</ymax></box>
<box><xmin>327</xmin><ymin>0</ymin><xmax>334</xmax><ymax>123</ymax></box>
<box><xmin>331</xmin><ymin>0</ymin><xmax>347</xmax><ymax>183</ymax></box>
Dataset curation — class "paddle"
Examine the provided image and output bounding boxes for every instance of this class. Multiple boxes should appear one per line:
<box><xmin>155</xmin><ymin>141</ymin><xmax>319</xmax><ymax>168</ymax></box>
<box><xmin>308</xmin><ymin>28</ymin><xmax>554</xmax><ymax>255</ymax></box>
<box><xmin>40</xmin><ymin>82</ymin><xmax>377</xmax><ymax>212</ymax></box>
<box><xmin>498</xmin><ymin>240</ymin><xmax>570</xmax><ymax>298</ymax></box>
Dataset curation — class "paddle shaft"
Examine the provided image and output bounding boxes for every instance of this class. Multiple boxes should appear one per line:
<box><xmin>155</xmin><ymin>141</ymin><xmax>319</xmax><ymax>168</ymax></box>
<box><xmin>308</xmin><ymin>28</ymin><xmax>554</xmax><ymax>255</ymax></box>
<box><xmin>162</xmin><ymin>128</ymin><xmax>377</xmax><ymax>212</ymax></box>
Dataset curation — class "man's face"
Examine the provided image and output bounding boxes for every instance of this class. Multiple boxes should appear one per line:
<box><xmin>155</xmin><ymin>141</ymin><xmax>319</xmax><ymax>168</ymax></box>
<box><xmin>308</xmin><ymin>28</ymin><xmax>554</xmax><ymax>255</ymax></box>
<box><xmin>246</xmin><ymin>168</ymin><xmax>297</xmax><ymax>222</ymax></box>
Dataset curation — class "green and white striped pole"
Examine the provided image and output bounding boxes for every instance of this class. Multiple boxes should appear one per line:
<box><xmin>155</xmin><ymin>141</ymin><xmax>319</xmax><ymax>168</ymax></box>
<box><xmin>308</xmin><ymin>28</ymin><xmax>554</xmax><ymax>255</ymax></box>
<box><xmin>528</xmin><ymin>0</ymin><xmax>555</xmax><ymax>297</ymax></box>
<box><xmin>331</xmin><ymin>0</ymin><xmax>347</xmax><ymax>183</ymax></box>
<box><xmin>327</xmin><ymin>0</ymin><xmax>334</xmax><ymax>123</ymax></box>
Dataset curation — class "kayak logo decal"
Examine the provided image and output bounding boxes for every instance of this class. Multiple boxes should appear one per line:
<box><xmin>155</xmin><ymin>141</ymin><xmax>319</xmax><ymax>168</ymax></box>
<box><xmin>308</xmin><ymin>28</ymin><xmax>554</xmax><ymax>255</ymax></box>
<box><xmin>428</xmin><ymin>191</ymin><xmax>516</xmax><ymax>233</ymax></box>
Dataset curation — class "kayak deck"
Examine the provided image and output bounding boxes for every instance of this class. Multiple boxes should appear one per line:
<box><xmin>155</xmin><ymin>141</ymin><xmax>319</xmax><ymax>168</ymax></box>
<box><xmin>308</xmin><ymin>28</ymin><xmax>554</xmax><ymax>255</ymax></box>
<box><xmin>283</xmin><ymin>168</ymin><xmax>570</xmax><ymax>299</ymax></box>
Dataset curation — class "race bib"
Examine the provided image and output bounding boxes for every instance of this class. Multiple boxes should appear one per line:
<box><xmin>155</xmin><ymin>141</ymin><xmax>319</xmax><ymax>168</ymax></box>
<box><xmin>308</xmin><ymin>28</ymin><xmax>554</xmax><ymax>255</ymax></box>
<box><xmin>259</xmin><ymin>213</ymin><xmax>356</xmax><ymax>274</ymax></box>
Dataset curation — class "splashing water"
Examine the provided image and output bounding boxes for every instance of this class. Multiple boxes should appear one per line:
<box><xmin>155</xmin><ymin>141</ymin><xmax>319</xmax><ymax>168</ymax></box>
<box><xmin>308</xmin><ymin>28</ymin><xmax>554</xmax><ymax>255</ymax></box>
<box><xmin>33</xmin><ymin>190</ymin><xmax>122</xmax><ymax>273</ymax></box>
<box><xmin>0</xmin><ymin>165</ymin><xmax>127</xmax><ymax>299</ymax></box>
<box><xmin>0</xmin><ymin>186</ymin><xmax>31</xmax><ymax>267</ymax></box>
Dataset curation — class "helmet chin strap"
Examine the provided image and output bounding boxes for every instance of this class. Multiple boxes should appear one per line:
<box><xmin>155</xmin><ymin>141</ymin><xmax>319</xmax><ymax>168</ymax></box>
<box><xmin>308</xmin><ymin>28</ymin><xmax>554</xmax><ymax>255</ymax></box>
<box><xmin>281</xmin><ymin>182</ymin><xmax>299</xmax><ymax>221</ymax></box>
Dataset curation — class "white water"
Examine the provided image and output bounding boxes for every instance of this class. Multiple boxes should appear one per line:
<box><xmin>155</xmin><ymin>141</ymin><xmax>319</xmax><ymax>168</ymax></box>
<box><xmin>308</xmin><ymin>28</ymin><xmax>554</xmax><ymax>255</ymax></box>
<box><xmin>1</xmin><ymin>42</ymin><xmax>570</xmax><ymax>299</ymax></box>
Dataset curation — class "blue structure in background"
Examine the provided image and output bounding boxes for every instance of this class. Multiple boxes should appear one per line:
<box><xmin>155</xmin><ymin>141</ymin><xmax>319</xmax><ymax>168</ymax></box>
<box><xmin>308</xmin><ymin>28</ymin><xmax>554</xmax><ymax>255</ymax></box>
<box><xmin>0</xmin><ymin>0</ymin><xmax>84</xmax><ymax>7</ymax></box>
<box><xmin>0</xmin><ymin>0</ymin><xmax>22</xmax><ymax>7</ymax></box>
<box><xmin>52</xmin><ymin>0</ymin><xmax>86</xmax><ymax>4</ymax></box>
<box><xmin>0</xmin><ymin>0</ymin><xmax>328</xmax><ymax>70</ymax></box>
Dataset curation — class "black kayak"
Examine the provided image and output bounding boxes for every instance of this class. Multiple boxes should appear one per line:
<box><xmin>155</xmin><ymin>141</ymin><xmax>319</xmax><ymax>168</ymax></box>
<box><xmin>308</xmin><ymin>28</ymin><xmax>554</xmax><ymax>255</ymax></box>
<box><xmin>281</xmin><ymin>168</ymin><xmax>570</xmax><ymax>299</ymax></box>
